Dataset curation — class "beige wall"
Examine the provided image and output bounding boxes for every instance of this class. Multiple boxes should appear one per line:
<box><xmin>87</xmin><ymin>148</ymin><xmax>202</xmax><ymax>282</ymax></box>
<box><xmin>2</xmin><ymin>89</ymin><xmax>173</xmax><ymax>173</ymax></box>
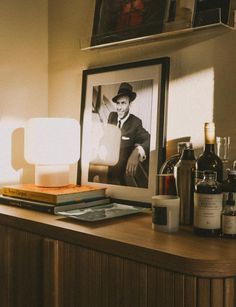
<box><xmin>0</xmin><ymin>0</ymin><xmax>48</xmax><ymax>185</ymax></box>
<box><xmin>48</xmin><ymin>0</ymin><xmax>236</xmax><ymax>172</ymax></box>
<box><xmin>2</xmin><ymin>0</ymin><xmax>236</xmax><ymax>185</ymax></box>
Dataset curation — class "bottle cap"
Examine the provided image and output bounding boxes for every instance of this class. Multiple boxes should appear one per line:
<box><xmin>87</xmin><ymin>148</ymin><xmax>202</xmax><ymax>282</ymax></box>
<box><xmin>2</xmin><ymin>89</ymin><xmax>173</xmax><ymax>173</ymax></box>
<box><xmin>204</xmin><ymin>122</ymin><xmax>215</xmax><ymax>144</ymax></box>
<box><xmin>204</xmin><ymin>122</ymin><xmax>215</xmax><ymax>129</ymax></box>
<box><xmin>226</xmin><ymin>192</ymin><xmax>235</xmax><ymax>206</ymax></box>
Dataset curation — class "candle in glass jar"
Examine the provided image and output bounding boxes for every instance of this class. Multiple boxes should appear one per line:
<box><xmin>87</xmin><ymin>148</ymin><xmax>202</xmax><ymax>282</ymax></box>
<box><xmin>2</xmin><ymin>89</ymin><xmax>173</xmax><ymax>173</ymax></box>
<box><xmin>152</xmin><ymin>195</ymin><xmax>180</xmax><ymax>232</ymax></box>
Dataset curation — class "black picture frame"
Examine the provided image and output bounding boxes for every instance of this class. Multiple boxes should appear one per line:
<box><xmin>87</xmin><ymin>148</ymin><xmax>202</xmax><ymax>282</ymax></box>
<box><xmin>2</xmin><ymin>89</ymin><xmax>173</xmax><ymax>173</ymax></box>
<box><xmin>90</xmin><ymin>0</ymin><xmax>168</xmax><ymax>46</ymax></box>
<box><xmin>193</xmin><ymin>0</ymin><xmax>232</xmax><ymax>27</ymax></box>
<box><xmin>77</xmin><ymin>57</ymin><xmax>170</xmax><ymax>206</ymax></box>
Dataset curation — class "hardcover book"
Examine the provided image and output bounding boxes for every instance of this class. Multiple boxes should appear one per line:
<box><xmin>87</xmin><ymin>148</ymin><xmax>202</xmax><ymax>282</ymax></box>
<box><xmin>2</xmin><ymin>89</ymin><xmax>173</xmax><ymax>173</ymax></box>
<box><xmin>0</xmin><ymin>194</ymin><xmax>110</xmax><ymax>214</ymax></box>
<box><xmin>2</xmin><ymin>184</ymin><xmax>106</xmax><ymax>204</ymax></box>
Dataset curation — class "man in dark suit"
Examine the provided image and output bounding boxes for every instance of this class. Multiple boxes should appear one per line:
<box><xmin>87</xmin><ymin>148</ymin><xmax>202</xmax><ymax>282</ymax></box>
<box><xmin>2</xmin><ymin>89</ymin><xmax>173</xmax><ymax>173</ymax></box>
<box><xmin>107</xmin><ymin>82</ymin><xmax>150</xmax><ymax>187</ymax></box>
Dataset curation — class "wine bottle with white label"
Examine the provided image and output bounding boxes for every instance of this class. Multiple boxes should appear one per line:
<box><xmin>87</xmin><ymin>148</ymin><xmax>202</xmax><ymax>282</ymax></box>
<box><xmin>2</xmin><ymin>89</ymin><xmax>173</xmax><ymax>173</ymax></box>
<box><xmin>194</xmin><ymin>170</ymin><xmax>223</xmax><ymax>236</ymax></box>
<box><xmin>195</xmin><ymin>122</ymin><xmax>223</xmax><ymax>183</ymax></box>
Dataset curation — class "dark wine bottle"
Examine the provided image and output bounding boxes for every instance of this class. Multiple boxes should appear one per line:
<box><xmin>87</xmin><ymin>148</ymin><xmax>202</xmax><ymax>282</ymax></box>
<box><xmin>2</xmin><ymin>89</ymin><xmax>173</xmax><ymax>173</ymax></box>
<box><xmin>174</xmin><ymin>143</ymin><xmax>195</xmax><ymax>225</ymax></box>
<box><xmin>195</xmin><ymin>122</ymin><xmax>223</xmax><ymax>183</ymax></box>
<box><xmin>194</xmin><ymin>170</ymin><xmax>223</xmax><ymax>237</ymax></box>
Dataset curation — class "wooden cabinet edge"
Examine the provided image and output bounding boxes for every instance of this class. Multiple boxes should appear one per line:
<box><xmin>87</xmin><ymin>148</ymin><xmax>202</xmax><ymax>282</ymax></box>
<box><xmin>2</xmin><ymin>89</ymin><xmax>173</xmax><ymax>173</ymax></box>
<box><xmin>0</xmin><ymin>208</ymin><xmax>236</xmax><ymax>278</ymax></box>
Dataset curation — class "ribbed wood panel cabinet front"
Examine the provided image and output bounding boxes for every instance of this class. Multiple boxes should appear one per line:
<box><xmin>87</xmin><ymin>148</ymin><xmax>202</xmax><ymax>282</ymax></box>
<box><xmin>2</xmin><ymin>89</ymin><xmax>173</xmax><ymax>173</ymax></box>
<box><xmin>0</xmin><ymin>225</ymin><xmax>236</xmax><ymax>307</ymax></box>
<box><xmin>56</xmin><ymin>241</ymin><xmax>236</xmax><ymax>307</ymax></box>
<box><xmin>0</xmin><ymin>225</ymin><xmax>44</xmax><ymax>307</ymax></box>
<box><xmin>0</xmin><ymin>225</ymin><xmax>59</xmax><ymax>307</ymax></box>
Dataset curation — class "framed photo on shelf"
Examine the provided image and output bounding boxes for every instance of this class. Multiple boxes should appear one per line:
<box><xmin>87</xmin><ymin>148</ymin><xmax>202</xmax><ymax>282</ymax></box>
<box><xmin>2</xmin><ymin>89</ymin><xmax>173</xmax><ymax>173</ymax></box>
<box><xmin>90</xmin><ymin>0</ymin><xmax>168</xmax><ymax>46</ymax></box>
<box><xmin>77</xmin><ymin>57</ymin><xmax>170</xmax><ymax>205</ymax></box>
<box><xmin>164</xmin><ymin>0</ymin><xmax>196</xmax><ymax>32</ymax></box>
<box><xmin>193</xmin><ymin>0</ymin><xmax>236</xmax><ymax>27</ymax></box>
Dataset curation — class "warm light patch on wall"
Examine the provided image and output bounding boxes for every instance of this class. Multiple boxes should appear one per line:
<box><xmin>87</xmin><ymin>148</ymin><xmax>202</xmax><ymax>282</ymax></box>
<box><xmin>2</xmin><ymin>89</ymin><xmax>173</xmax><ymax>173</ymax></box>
<box><xmin>0</xmin><ymin>118</ymin><xmax>28</xmax><ymax>185</ymax></box>
<box><xmin>167</xmin><ymin>68</ymin><xmax>214</xmax><ymax>149</ymax></box>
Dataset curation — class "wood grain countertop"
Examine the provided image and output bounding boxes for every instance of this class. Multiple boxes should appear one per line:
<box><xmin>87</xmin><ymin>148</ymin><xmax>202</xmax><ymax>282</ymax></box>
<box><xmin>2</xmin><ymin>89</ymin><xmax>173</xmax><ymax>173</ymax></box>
<box><xmin>0</xmin><ymin>204</ymin><xmax>235</xmax><ymax>278</ymax></box>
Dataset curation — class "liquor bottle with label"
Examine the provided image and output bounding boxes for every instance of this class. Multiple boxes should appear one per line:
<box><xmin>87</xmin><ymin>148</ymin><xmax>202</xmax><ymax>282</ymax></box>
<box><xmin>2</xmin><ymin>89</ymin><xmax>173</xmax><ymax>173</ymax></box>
<box><xmin>194</xmin><ymin>170</ymin><xmax>223</xmax><ymax>237</ymax></box>
<box><xmin>222</xmin><ymin>168</ymin><xmax>236</xmax><ymax>206</ymax></box>
<box><xmin>195</xmin><ymin>122</ymin><xmax>223</xmax><ymax>183</ymax></box>
<box><xmin>221</xmin><ymin>192</ymin><xmax>236</xmax><ymax>238</ymax></box>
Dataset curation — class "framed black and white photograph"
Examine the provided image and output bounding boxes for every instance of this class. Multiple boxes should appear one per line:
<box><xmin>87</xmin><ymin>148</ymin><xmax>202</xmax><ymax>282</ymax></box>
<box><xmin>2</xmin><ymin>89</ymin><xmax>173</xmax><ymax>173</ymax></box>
<box><xmin>91</xmin><ymin>0</ymin><xmax>168</xmax><ymax>46</ymax></box>
<box><xmin>78</xmin><ymin>57</ymin><xmax>170</xmax><ymax>205</ymax></box>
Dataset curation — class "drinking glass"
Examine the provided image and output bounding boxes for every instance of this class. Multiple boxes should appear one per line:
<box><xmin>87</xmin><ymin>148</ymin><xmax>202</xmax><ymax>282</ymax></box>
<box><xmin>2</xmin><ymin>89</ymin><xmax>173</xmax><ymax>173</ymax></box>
<box><xmin>216</xmin><ymin>136</ymin><xmax>231</xmax><ymax>180</ymax></box>
<box><xmin>216</xmin><ymin>137</ymin><xmax>230</xmax><ymax>162</ymax></box>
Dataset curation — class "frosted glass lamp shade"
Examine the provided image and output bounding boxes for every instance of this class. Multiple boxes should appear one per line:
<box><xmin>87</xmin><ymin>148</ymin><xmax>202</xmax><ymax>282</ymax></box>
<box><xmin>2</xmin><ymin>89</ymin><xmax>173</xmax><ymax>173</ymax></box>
<box><xmin>90</xmin><ymin>124</ymin><xmax>121</xmax><ymax>166</ymax></box>
<box><xmin>24</xmin><ymin>118</ymin><xmax>80</xmax><ymax>187</ymax></box>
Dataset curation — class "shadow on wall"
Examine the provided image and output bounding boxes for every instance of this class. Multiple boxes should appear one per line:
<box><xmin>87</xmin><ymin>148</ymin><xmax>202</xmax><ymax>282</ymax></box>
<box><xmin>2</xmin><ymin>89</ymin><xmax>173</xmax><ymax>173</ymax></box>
<box><xmin>11</xmin><ymin>128</ymin><xmax>34</xmax><ymax>184</ymax></box>
<box><xmin>168</xmin><ymin>31</ymin><xmax>236</xmax><ymax>165</ymax></box>
<box><xmin>213</xmin><ymin>32</ymin><xmax>236</xmax><ymax>165</ymax></box>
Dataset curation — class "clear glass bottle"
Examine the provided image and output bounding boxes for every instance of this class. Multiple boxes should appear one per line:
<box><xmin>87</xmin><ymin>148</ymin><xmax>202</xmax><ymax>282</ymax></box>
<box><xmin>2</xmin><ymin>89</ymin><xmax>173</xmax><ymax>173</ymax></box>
<box><xmin>194</xmin><ymin>170</ymin><xmax>223</xmax><ymax>237</ymax></box>
<box><xmin>195</xmin><ymin>122</ymin><xmax>223</xmax><ymax>183</ymax></box>
<box><xmin>174</xmin><ymin>142</ymin><xmax>195</xmax><ymax>225</ymax></box>
<box><xmin>160</xmin><ymin>142</ymin><xmax>188</xmax><ymax>174</ymax></box>
<box><xmin>222</xmin><ymin>192</ymin><xmax>236</xmax><ymax>238</ymax></box>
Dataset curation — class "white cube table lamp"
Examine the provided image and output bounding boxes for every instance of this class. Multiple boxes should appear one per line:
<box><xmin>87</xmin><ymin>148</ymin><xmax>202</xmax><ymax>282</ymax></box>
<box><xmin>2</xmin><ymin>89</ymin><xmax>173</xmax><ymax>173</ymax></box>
<box><xmin>24</xmin><ymin>118</ymin><xmax>80</xmax><ymax>187</ymax></box>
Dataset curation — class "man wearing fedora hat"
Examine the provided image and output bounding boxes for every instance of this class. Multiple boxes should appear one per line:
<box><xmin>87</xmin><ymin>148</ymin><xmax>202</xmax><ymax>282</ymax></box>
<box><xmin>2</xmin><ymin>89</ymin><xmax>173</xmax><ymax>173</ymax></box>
<box><xmin>107</xmin><ymin>82</ymin><xmax>150</xmax><ymax>187</ymax></box>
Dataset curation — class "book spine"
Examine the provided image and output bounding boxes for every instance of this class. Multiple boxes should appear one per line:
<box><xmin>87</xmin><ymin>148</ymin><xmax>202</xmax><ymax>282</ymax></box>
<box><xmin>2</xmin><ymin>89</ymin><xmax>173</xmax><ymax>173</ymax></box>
<box><xmin>0</xmin><ymin>196</ymin><xmax>111</xmax><ymax>215</ymax></box>
<box><xmin>0</xmin><ymin>197</ymin><xmax>54</xmax><ymax>214</ymax></box>
<box><xmin>2</xmin><ymin>187</ymin><xmax>56</xmax><ymax>203</ymax></box>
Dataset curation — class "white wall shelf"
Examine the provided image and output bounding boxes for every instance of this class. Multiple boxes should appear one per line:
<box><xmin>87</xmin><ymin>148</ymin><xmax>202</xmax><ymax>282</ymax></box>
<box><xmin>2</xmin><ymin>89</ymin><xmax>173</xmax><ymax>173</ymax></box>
<box><xmin>81</xmin><ymin>23</ymin><xmax>235</xmax><ymax>51</ymax></box>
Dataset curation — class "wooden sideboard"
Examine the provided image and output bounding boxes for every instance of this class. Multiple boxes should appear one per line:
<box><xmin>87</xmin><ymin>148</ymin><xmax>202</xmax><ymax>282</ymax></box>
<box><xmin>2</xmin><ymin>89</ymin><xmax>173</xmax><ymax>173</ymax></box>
<box><xmin>0</xmin><ymin>204</ymin><xmax>236</xmax><ymax>307</ymax></box>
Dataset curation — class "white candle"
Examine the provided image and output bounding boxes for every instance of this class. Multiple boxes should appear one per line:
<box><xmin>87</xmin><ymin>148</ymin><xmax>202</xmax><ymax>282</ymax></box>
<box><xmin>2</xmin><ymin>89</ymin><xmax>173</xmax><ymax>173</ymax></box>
<box><xmin>152</xmin><ymin>195</ymin><xmax>180</xmax><ymax>233</ymax></box>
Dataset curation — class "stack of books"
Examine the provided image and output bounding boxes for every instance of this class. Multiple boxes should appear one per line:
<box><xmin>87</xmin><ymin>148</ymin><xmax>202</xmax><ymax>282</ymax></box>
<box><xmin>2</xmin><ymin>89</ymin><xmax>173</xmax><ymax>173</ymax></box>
<box><xmin>0</xmin><ymin>184</ymin><xmax>109</xmax><ymax>214</ymax></box>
